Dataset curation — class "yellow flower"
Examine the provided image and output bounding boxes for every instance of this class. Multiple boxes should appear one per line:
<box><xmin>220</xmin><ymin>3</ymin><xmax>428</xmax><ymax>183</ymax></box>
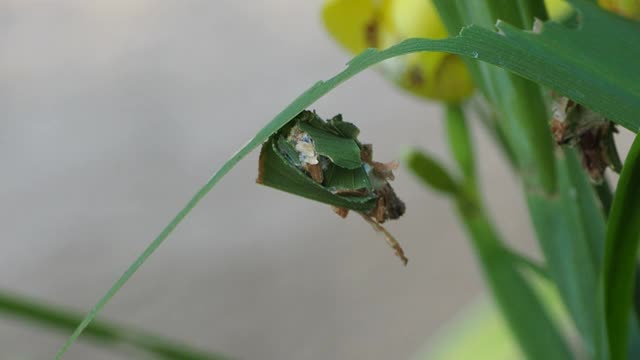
<box><xmin>322</xmin><ymin>0</ymin><xmax>474</xmax><ymax>103</ymax></box>
<box><xmin>545</xmin><ymin>0</ymin><xmax>573</xmax><ymax>19</ymax></box>
<box><xmin>598</xmin><ymin>0</ymin><xmax>640</xmax><ymax>19</ymax></box>
<box><xmin>546</xmin><ymin>0</ymin><xmax>640</xmax><ymax>20</ymax></box>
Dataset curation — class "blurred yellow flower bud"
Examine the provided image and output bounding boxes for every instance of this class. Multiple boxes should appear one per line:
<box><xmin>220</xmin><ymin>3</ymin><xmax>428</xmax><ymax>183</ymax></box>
<box><xmin>546</xmin><ymin>0</ymin><xmax>640</xmax><ymax>20</ymax></box>
<box><xmin>545</xmin><ymin>0</ymin><xmax>573</xmax><ymax>19</ymax></box>
<box><xmin>322</xmin><ymin>0</ymin><xmax>474</xmax><ymax>103</ymax></box>
<box><xmin>598</xmin><ymin>0</ymin><xmax>640</xmax><ymax>19</ymax></box>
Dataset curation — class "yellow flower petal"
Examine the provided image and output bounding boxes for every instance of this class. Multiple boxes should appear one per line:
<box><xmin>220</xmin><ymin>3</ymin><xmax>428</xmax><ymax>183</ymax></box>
<box><xmin>322</xmin><ymin>0</ymin><xmax>378</xmax><ymax>54</ymax></box>
<box><xmin>399</xmin><ymin>54</ymin><xmax>474</xmax><ymax>102</ymax></box>
<box><xmin>322</xmin><ymin>0</ymin><xmax>474</xmax><ymax>102</ymax></box>
<box><xmin>545</xmin><ymin>0</ymin><xmax>573</xmax><ymax>19</ymax></box>
<box><xmin>387</xmin><ymin>0</ymin><xmax>447</xmax><ymax>39</ymax></box>
<box><xmin>598</xmin><ymin>0</ymin><xmax>640</xmax><ymax>19</ymax></box>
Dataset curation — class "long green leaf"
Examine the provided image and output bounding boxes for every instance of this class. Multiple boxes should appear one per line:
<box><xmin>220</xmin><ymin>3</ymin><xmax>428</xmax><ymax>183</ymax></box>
<box><xmin>58</xmin><ymin>1</ymin><xmax>640</xmax><ymax>355</ymax></box>
<box><xmin>527</xmin><ymin>148</ymin><xmax>606</xmax><ymax>358</ymax></box>
<box><xmin>603</xmin><ymin>134</ymin><xmax>640</xmax><ymax>360</ymax></box>
<box><xmin>0</xmin><ymin>290</ymin><xmax>229</xmax><ymax>360</ymax></box>
<box><xmin>403</xmin><ymin>151</ymin><xmax>459</xmax><ymax>195</ymax></box>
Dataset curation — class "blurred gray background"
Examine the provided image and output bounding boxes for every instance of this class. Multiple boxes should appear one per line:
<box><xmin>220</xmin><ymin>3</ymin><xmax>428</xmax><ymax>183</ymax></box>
<box><xmin>0</xmin><ymin>1</ymin><xmax>568</xmax><ymax>359</ymax></box>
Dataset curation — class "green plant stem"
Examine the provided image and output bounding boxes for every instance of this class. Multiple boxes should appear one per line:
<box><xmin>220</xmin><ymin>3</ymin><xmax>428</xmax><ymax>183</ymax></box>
<box><xmin>470</xmin><ymin>99</ymin><xmax>518</xmax><ymax>170</ymax></box>
<box><xmin>0</xmin><ymin>290</ymin><xmax>229</xmax><ymax>360</ymax></box>
<box><xmin>445</xmin><ymin>103</ymin><xmax>475</xmax><ymax>187</ymax></box>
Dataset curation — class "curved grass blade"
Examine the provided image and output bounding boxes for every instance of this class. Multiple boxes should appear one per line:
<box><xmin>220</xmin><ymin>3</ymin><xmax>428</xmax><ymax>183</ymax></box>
<box><xmin>0</xmin><ymin>290</ymin><xmax>229</xmax><ymax>360</ymax></box>
<box><xmin>403</xmin><ymin>151</ymin><xmax>459</xmax><ymax>195</ymax></box>
<box><xmin>603</xmin><ymin>134</ymin><xmax>640</xmax><ymax>360</ymax></box>
<box><xmin>58</xmin><ymin>1</ymin><xmax>640</xmax><ymax>355</ymax></box>
<box><xmin>527</xmin><ymin>148</ymin><xmax>606</xmax><ymax>358</ymax></box>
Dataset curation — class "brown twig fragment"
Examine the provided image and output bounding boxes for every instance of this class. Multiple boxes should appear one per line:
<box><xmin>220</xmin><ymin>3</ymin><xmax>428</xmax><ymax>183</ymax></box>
<box><xmin>359</xmin><ymin>213</ymin><xmax>408</xmax><ymax>266</ymax></box>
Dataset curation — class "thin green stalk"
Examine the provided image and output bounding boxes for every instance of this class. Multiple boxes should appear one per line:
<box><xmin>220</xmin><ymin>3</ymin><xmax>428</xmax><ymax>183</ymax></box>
<box><xmin>445</xmin><ymin>103</ymin><xmax>475</xmax><ymax>187</ymax></box>
<box><xmin>0</xmin><ymin>290</ymin><xmax>229</xmax><ymax>359</ymax></box>
<box><xmin>445</xmin><ymin>104</ymin><xmax>548</xmax><ymax>282</ymax></box>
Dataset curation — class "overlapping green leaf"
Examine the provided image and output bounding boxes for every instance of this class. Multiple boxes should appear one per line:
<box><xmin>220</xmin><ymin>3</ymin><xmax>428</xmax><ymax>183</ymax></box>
<box><xmin>258</xmin><ymin>139</ymin><xmax>376</xmax><ymax>210</ymax></box>
<box><xmin>527</xmin><ymin>148</ymin><xmax>606</xmax><ymax>358</ymax></box>
<box><xmin>603</xmin><ymin>134</ymin><xmax>640</xmax><ymax>360</ymax></box>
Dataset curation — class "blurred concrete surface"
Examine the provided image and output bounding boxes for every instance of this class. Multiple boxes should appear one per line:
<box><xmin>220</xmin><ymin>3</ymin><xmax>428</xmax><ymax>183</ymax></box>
<box><xmin>0</xmin><ymin>1</ymin><xmax>541</xmax><ymax>359</ymax></box>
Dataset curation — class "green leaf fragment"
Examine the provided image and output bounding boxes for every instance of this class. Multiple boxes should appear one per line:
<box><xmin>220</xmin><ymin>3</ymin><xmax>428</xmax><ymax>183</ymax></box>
<box><xmin>297</xmin><ymin>121</ymin><xmax>362</xmax><ymax>169</ymax></box>
<box><xmin>405</xmin><ymin>150</ymin><xmax>459</xmax><ymax>195</ymax></box>
<box><xmin>324</xmin><ymin>164</ymin><xmax>373</xmax><ymax>193</ymax></box>
<box><xmin>329</xmin><ymin>114</ymin><xmax>360</xmax><ymax>139</ymax></box>
<box><xmin>258</xmin><ymin>139</ymin><xmax>376</xmax><ymax>211</ymax></box>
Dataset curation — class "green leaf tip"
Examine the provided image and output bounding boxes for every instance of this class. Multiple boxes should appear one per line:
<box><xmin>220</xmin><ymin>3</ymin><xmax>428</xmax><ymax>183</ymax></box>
<box><xmin>403</xmin><ymin>148</ymin><xmax>459</xmax><ymax>195</ymax></box>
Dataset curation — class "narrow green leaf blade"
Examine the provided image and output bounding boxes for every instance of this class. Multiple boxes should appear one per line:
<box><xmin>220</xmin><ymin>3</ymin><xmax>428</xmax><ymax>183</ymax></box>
<box><xmin>0</xmin><ymin>290</ymin><xmax>230</xmax><ymax>360</ymax></box>
<box><xmin>404</xmin><ymin>150</ymin><xmax>459</xmax><ymax>195</ymax></box>
<box><xmin>527</xmin><ymin>148</ymin><xmax>606</xmax><ymax>358</ymax></box>
<box><xmin>323</xmin><ymin>164</ymin><xmax>372</xmax><ymax>192</ymax></box>
<box><xmin>445</xmin><ymin>104</ymin><xmax>475</xmax><ymax>183</ymax></box>
<box><xmin>603</xmin><ymin>133</ymin><xmax>640</xmax><ymax>360</ymax></box>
